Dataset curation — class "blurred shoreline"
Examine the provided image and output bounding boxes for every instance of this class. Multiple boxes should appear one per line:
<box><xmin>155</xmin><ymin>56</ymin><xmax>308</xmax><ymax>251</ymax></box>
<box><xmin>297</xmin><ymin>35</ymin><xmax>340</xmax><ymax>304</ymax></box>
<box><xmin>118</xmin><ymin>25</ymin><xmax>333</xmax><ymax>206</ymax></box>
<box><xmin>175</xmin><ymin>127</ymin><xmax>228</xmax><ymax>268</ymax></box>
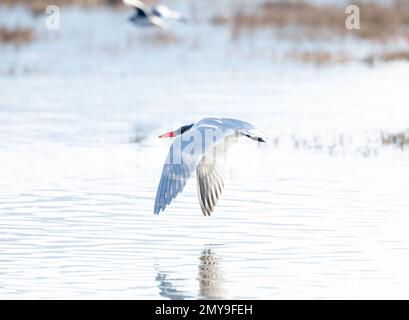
<box><xmin>1</xmin><ymin>0</ymin><xmax>408</xmax><ymax>65</ymax></box>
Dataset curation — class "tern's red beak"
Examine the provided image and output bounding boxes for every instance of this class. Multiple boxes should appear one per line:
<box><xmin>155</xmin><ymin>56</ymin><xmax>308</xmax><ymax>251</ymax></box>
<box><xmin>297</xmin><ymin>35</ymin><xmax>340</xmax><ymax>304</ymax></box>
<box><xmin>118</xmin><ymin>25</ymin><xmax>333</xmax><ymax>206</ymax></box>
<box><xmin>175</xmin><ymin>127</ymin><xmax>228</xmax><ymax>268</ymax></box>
<box><xmin>159</xmin><ymin>131</ymin><xmax>176</xmax><ymax>138</ymax></box>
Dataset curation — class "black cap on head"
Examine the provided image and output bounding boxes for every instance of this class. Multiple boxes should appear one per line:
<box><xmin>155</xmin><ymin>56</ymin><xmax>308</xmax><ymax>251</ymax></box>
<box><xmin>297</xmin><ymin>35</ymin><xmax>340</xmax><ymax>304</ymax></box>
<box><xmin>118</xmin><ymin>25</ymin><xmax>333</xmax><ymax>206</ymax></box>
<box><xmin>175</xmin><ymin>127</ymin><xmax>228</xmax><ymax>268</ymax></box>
<box><xmin>179</xmin><ymin>123</ymin><xmax>194</xmax><ymax>134</ymax></box>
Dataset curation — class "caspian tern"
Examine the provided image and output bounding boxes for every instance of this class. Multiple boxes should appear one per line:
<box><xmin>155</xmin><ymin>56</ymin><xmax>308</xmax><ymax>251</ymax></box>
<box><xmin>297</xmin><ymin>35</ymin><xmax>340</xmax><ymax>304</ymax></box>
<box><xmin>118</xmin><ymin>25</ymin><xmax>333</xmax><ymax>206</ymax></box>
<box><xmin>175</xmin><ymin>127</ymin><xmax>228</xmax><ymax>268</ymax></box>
<box><xmin>123</xmin><ymin>0</ymin><xmax>186</xmax><ymax>30</ymax></box>
<box><xmin>154</xmin><ymin>118</ymin><xmax>266</xmax><ymax>216</ymax></box>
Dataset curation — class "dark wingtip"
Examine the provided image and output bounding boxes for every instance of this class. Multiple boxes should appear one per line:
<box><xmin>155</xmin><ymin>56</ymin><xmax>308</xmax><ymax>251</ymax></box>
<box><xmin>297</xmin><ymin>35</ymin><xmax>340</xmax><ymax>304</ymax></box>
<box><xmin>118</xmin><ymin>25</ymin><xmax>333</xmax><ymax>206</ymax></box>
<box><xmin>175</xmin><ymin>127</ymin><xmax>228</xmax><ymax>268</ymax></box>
<box><xmin>258</xmin><ymin>137</ymin><xmax>266</xmax><ymax>143</ymax></box>
<box><xmin>200</xmin><ymin>208</ymin><xmax>212</xmax><ymax>216</ymax></box>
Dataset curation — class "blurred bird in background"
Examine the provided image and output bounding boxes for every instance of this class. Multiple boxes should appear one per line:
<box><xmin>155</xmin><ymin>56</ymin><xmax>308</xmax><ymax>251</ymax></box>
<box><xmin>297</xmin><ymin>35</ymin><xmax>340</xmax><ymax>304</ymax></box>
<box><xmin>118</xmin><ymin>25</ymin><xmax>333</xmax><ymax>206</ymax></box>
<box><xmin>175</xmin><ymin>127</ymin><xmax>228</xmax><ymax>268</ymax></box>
<box><xmin>123</xmin><ymin>0</ymin><xmax>187</xmax><ymax>30</ymax></box>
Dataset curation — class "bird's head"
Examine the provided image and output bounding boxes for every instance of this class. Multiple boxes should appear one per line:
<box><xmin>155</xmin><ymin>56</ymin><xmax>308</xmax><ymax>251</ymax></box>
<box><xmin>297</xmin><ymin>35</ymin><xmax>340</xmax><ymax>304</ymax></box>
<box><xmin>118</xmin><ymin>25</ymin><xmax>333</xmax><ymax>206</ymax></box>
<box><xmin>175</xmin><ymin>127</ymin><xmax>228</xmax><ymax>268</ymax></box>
<box><xmin>159</xmin><ymin>123</ymin><xmax>194</xmax><ymax>138</ymax></box>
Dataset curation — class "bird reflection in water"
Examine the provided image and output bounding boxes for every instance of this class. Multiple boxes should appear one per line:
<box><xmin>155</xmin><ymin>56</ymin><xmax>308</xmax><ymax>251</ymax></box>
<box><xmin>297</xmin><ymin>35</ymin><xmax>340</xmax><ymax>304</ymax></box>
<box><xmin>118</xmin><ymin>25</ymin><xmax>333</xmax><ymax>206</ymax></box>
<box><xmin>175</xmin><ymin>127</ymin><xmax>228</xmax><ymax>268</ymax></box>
<box><xmin>155</xmin><ymin>248</ymin><xmax>225</xmax><ymax>300</ymax></box>
<box><xmin>198</xmin><ymin>248</ymin><xmax>225</xmax><ymax>299</ymax></box>
<box><xmin>155</xmin><ymin>272</ymin><xmax>190</xmax><ymax>300</ymax></box>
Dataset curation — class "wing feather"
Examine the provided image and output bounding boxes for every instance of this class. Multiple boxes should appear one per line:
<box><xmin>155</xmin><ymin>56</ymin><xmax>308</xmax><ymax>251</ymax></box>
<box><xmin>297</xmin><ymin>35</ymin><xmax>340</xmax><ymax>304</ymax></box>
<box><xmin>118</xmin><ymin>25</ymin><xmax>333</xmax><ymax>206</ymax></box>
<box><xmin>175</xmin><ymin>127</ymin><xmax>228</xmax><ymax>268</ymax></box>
<box><xmin>154</xmin><ymin>162</ymin><xmax>192</xmax><ymax>214</ymax></box>
<box><xmin>196</xmin><ymin>145</ymin><xmax>228</xmax><ymax>216</ymax></box>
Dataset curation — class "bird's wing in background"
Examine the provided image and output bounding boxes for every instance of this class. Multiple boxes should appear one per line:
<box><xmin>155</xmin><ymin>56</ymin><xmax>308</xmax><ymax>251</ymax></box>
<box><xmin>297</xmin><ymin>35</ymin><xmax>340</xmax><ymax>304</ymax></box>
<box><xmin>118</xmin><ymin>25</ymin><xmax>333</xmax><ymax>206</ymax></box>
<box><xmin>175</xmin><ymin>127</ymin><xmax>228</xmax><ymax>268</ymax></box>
<box><xmin>151</xmin><ymin>4</ymin><xmax>186</xmax><ymax>22</ymax></box>
<box><xmin>150</xmin><ymin>16</ymin><xmax>169</xmax><ymax>30</ymax></box>
<box><xmin>123</xmin><ymin>0</ymin><xmax>150</xmax><ymax>16</ymax></box>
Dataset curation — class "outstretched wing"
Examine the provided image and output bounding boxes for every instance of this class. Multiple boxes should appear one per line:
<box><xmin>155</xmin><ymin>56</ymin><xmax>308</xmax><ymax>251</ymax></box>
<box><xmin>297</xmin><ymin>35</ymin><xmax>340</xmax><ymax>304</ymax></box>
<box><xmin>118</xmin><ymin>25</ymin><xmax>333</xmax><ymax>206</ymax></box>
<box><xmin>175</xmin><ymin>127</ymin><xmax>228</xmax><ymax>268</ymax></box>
<box><xmin>154</xmin><ymin>150</ymin><xmax>195</xmax><ymax>215</ymax></box>
<box><xmin>123</xmin><ymin>0</ymin><xmax>149</xmax><ymax>17</ymax></box>
<box><xmin>151</xmin><ymin>4</ymin><xmax>186</xmax><ymax>21</ymax></box>
<box><xmin>196</xmin><ymin>145</ymin><xmax>226</xmax><ymax>216</ymax></box>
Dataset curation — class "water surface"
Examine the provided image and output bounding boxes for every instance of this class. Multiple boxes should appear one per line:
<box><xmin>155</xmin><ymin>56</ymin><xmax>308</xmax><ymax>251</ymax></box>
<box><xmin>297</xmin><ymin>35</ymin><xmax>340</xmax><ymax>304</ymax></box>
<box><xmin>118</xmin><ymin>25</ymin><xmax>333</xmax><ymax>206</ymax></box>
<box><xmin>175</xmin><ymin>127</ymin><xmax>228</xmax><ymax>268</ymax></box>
<box><xmin>1</xmin><ymin>4</ymin><xmax>409</xmax><ymax>299</ymax></box>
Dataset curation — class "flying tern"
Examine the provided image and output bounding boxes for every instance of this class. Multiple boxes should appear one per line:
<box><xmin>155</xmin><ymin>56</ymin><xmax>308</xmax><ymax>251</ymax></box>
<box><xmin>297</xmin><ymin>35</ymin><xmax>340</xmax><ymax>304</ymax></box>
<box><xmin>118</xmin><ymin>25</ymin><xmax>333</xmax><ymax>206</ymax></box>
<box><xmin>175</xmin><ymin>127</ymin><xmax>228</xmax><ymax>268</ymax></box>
<box><xmin>154</xmin><ymin>117</ymin><xmax>265</xmax><ymax>216</ymax></box>
<box><xmin>123</xmin><ymin>0</ymin><xmax>186</xmax><ymax>30</ymax></box>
